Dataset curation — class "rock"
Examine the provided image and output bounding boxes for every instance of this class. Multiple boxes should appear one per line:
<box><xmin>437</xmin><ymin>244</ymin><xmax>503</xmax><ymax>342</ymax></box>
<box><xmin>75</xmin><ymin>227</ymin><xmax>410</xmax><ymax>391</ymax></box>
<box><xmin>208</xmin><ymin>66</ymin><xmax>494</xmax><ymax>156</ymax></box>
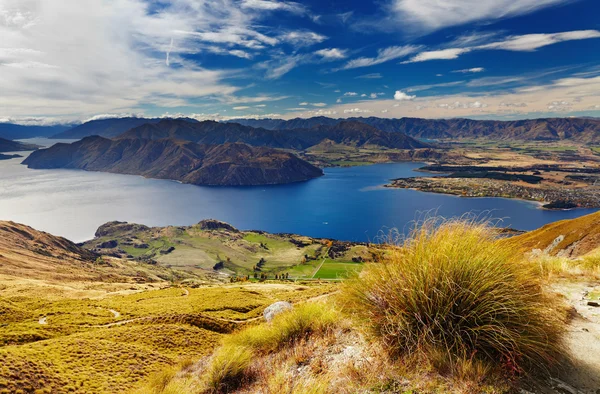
<box><xmin>97</xmin><ymin>240</ymin><xmax>118</xmax><ymax>249</ymax></box>
<box><xmin>544</xmin><ymin>235</ymin><xmax>565</xmax><ymax>254</ymax></box>
<box><xmin>263</xmin><ymin>301</ymin><xmax>292</xmax><ymax>322</ymax></box>
<box><xmin>198</xmin><ymin>219</ymin><xmax>239</xmax><ymax>232</ymax></box>
<box><xmin>587</xmin><ymin>301</ymin><xmax>599</xmax><ymax>307</ymax></box>
<box><xmin>134</xmin><ymin>243</ymin><xmax>149</xmax><ymax>249</ymax></box>
<box><xmin>160</xmin><ymin>246</ymin><xmax>175</xmax><ymax>255</ymax></box>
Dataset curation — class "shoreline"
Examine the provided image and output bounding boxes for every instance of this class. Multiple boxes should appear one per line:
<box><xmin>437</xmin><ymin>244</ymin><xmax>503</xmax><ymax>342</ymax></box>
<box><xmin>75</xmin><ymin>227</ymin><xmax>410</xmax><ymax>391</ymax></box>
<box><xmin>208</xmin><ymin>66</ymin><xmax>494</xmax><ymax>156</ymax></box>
<box><xmin>385</xmin><ymin>178</ymin><xmax>598</xmax><ymax>210</ymax></box>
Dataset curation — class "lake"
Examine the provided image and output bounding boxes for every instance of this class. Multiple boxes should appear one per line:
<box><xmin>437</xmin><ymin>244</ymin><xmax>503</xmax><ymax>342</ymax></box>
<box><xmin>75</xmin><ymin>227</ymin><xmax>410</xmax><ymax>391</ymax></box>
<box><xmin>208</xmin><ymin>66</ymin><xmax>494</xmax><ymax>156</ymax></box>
<box><xmin>0</xmin><ymin>138</ymin><xmax>597</xmax><ymax>243</ymax></box>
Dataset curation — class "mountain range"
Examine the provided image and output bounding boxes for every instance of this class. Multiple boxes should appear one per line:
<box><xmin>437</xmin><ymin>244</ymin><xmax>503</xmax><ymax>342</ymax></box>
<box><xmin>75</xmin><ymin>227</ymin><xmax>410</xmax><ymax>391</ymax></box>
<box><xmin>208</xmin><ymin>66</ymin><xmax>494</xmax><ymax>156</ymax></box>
<box><xmin>117</xmin><ymin>119</ymin><xmax>428</xmax><ymax>150</ymax></box>
<box><xmin>231</xmin><ymin>116</ymin><xmax>600</xmax><ymax>143</ymax></box>
<box><xmin>0</xmin><ymin>123</ymin><xmax>70</xmax><ymax>140</ymax></box>
<box><xmin>23</xmin><ymin>136</ymin><xmax>323</xmax><ymax>186</ymax></box>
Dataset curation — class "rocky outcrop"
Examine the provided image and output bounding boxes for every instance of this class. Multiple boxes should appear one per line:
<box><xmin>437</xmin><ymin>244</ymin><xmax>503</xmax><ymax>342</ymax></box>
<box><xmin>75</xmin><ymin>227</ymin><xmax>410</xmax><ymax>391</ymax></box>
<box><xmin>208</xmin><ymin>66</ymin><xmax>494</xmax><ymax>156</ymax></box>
<box><xmin>22</xmin><ymin>136</ymin><xmax>324</xmax><ymax>186</ymax></box>
<box><xmin>198</xmin><ymin>220</ymin><xmax>239</xmax><ymax>232</ymax></box>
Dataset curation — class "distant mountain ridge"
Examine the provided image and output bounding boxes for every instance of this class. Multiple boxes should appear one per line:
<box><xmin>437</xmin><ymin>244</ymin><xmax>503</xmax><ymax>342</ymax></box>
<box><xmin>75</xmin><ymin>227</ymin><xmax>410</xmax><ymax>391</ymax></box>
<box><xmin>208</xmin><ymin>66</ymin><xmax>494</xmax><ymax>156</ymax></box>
<box><xmin>230</xmin><ymin>117</ymin><xmax>600</xmax><ymax>143</ymax></box>
<box><xmin>23</xmin><ymin>136</ymin><xmax>323</xmax><ymax>186</ymax></box>
<box><xmin>118</xmin><ymin>119</ymin><xmax>428</xmax><ymax>150</ymax></box>
<box><xmin>51</xmin><ymin>117</ymin><xmax>167</xmax><ymax>139</ymax></box>
<box><xmin>0</xmin><ymin>123</ymin><xmax>70</xmax><ymax>140</ymax></box>
<box><xmin>0</xmin><ymin>137</ymin><xmax>38</xmax><ymax>153</ymax></box>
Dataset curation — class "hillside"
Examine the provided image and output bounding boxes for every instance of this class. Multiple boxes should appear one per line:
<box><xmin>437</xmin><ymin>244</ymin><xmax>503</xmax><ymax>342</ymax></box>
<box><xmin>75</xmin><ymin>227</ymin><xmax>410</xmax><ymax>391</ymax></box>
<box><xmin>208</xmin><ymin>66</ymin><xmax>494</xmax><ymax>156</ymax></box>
<box><xmin>0</xmin><ymin>123</ymin><xmax>70</xmax><ymax>140</ymax></box>
<box><xmin>83</xmin><ymin>219</ymin><xmax>371</xmax><ymax>279</ymax></box>
<box><xmin>232</xmin><ymin>116</ymin><xmax>600</xmax><ymax>143</ymax></box>
<box><xmin>22</xmin><ymin>136</ymin><xmax>323</xmax><ymax>186</ymax></box>
<box><xmin>507</xmin><ymin>211</ymin><xmax>600</xmax><ymax>257</ymax></box>
<box><xmin>0</xmin><ymin>137</ymin><xmax>38</xmax><ymax>153</ymax></box>
<box><xmin>0</xmin><ymin>221</ymin><xmax>181</xmax><ymax>283</ymax></box>
<box><xmin>119</xmin><ymin>119</ymin><xmax>428</xmax><ymax>150</ymax></box>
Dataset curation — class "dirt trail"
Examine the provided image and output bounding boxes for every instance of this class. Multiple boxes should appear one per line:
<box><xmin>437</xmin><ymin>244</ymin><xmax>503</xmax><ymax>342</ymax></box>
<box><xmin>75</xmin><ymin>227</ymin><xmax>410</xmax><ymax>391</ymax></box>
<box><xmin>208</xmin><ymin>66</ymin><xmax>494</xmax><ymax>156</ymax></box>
<box><xmin>88</xmin><ymin>289</ymin><xmax>338</xmax><ymax>328</ymax></box>
<box><xmin>546</xmin><ymin>281</ymin><xmax>600</xmax><ymax>393</ymax></box>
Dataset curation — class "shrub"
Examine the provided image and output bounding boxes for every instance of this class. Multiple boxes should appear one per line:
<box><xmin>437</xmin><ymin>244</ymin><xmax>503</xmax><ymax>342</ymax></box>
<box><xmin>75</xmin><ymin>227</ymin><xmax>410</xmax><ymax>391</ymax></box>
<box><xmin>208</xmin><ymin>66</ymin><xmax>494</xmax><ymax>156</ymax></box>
<box><xmin>341</xmin><ymin>219</ymin><xmax>565</xmax><ymax>376</ymax></box>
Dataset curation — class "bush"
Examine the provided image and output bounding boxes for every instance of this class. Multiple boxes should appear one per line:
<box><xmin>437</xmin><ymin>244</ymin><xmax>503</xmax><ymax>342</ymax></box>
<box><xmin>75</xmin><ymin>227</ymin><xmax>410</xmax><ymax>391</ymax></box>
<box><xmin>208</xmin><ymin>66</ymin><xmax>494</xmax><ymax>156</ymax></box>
<box><xmin>341</xmin><ymin>219</ymin><xmax>564</xmax><ymax>376</ymax></box>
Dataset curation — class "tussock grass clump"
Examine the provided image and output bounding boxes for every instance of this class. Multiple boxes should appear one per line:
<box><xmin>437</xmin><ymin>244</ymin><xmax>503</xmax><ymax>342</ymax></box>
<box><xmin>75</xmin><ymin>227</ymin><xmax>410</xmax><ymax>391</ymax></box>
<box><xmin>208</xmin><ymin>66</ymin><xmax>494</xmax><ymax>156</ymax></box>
<box><xmin>341</xmin><ymin>219</ymin><xmax>565</xmax><ymax>377</ymax></box>
<box><xmin>225</xmin><ymin>302</ymin><xmax>338</xmax><ymax>353</ymax></box>
<box><xmin>203</xmin><ymin>302</ymin><xmax>338</xmax><ymax>393</ymax></box>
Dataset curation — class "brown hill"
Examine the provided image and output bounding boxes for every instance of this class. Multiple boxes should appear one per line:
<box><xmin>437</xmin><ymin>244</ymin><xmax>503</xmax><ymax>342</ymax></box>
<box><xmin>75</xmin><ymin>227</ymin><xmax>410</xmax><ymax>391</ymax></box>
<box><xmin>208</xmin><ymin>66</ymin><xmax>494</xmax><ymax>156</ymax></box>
<box><xmin>506</xmin><ymin>211</ymin><xmax>600</xmax><ymax>257</ymax></box>
<box><xmin>22</xmin><ymin>136</ymin><xmax>323</xmax><ymax>186</ymax></box>
<box><xmin>0</xmin><ymin>221</ymin><xmax>99</xmax><ymax>281</ymax></box>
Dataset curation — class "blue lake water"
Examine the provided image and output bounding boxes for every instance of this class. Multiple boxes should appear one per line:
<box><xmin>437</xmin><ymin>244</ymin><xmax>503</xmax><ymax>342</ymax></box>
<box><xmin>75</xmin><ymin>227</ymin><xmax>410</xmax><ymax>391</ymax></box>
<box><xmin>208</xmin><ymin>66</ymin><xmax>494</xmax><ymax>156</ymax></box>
<box><xmin>0</xmin><ymin>138</ymin><xmax>597</xmax><ymax>243</ymax></box>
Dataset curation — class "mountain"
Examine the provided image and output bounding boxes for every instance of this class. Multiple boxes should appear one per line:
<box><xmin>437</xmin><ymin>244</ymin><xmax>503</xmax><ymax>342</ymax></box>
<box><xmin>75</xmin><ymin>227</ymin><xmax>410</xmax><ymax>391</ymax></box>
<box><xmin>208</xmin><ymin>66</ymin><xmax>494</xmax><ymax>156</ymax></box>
<box><xmin>0</xmin><ymin>123</ymin><xmax>70</xmax><ymax>140</ymax></box>
<box><xmin>118</xmin><ymin>119</ymin><xmax>428</xmax><ymax>150</ymax></box>
<box><xmin>231</xmin><ymin>117</ymin><xmax>600</xmax><ymax>143</ymax></box>
<box><xmin>50</xmin><ymin>117</ymin><xmax>200</xmax><ymax>140</ymax></box>
<box><xmin>22</xmin><ymin>136</ymin><xmax>323</xmax><ymax>186</ymax></box>
<box><xmin>0</xmin><ymin>137</ymin><xmax>38</xmax><ymax>153</ymax></box>
<box><xmin>507</xmin><ymin>211</ymin><xmax>600</xmax><ymax>257</ymax></box>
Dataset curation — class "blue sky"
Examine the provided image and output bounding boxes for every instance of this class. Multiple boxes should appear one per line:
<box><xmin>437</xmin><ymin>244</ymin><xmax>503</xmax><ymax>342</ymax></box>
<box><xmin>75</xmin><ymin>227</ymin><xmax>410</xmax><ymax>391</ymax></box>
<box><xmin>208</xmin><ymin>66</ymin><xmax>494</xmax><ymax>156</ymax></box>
<box><xmin>1</xmin><ymin>0</ymin><xmax>599</xmax><ymax>124</ymax></box>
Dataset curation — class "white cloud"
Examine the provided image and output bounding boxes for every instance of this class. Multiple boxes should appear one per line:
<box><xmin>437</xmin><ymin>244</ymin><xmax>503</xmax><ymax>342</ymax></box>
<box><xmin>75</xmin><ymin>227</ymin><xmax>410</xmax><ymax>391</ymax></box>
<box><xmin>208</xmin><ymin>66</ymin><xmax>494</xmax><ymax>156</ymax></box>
<box><xmin>404</xmin><ymin>30</ymin><xmax>600</xmax><ymax>63</ymax></box>
<box><xmin>336</xmin><ymin>98</ymin><xmax>342</xmax><ymax>103</ymax></box>
<box><xmin>341</xmin><ymin>45</ymin><xmax>421</xmax><ymax>69</ymax></box>
<box><xmin>233</xmin><ymin>106</ymin><xmax>251</xmax><ymax>110</ymax></box>
<box><xmin>478</xmin><ymin>30</ymin><xmax>600</xmax><ymax>51</ymax></box>
<box><xmin>344</xmin><ymin>92</ymin><xmax>358</xmax><ymax>96</ymax></box>
<box><xmin>392</xmin><ymin>0</ymin><xmax>571</xmax><ymax>33</ymax></box>
<box><xmin>394</xmin><ymin>90</ymin><xmax>416</xmax><ymax>101</ymax></box>
<box><xmin>239</xmin><ymin>0</ymin><xmax>307</xmax><ymax>15</ymax></box>
<box><xmin>343</xmin><ymin>108</ymin><xmax>373</xmax><ymax>114</ymax></box>
<box><xmin>403</xmin><ymin>48</ymin><xmax>471</xmax><ymax>63</ymax></box>
<box><xmin>315</xmin><ymin>48</ymin><xmax>347</xmax><ymax>59</ymax></box>
<box><xmin>356</xmin><ymin>73</ymin><xmax>382</xmax><ymax>79</ymax></box>
<box><xmin>453</xmin><ymin>67</ymin><xmax>485</xmax><ymax>73</ymax></box>
<box><xmin>299</xmin><ymin>102</ymin><xmax>309</xmax><ymax>106</ymax></box>
<box><xmin>310</xmin><ymin>102</ymin><xmax>327</xmax><ymax>107</ymax></box>
<box><xmin>280</xmin><ymin>31</ymin><xmax>327</xmax><ymax>47</ymax></box>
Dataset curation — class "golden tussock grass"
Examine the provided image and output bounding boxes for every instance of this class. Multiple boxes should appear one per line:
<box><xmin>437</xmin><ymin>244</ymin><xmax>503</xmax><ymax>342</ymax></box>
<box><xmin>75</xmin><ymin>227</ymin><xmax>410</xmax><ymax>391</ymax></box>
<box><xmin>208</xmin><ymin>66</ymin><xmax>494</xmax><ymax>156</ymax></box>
<box><xmin>340</xmin><ymin>218</ymin><xmax>566</xmax><ymax>380</ymax></box>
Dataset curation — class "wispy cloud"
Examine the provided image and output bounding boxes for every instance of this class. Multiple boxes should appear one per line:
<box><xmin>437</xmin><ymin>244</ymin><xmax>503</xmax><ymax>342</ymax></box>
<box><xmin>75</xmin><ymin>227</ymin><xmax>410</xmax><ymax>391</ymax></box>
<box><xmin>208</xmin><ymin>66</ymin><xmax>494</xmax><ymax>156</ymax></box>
<box><xmin>453</xmin><ymin>67</ymin><xmax>485</xmax><ymax>73</ymax></box>
<box><xmin>391</xmin><ymin>0</ymin><xmax>572</xmax><ymax>33</ymax></box>
<box><xmin>340</xmin><ymin>45</ymin><xmax>422</xmax><ymax>70</ymax></box>
<box><xmin>355</xmin><ymin>73</ymin><xmax>383</xmax><ymax>79</ymax></box>
<box><xmin>403</xmin><ymin>30</ymin><xmax>600</xmax><ymax>63</ymax></box>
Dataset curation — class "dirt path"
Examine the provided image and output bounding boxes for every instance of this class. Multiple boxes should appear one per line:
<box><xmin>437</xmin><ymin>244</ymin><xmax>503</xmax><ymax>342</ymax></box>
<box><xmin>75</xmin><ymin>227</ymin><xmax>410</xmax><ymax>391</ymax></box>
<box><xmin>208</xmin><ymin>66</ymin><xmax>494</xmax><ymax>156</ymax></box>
<box><xmin>88</xmin><ymin>290</ymin><xmax>338</xmax><ymax>328</ymax></box>
<box><xmin>546</xmin><ymin>281</ymin><xmax>600</xmax><ymax>393</ymax></box>
<box><xmin>38</xmin><ymin>316</ymin><xmax>47</xmax><ymax>325</ymax></box>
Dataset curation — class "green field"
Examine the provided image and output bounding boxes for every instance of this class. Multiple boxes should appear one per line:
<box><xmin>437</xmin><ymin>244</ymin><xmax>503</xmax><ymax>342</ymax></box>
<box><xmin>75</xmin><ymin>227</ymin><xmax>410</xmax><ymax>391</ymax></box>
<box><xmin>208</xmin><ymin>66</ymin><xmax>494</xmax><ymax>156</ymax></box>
<box><xmin>314</xmin><ymin>259</ymin><xmax>363</xmax><ymax>280</ymax></box>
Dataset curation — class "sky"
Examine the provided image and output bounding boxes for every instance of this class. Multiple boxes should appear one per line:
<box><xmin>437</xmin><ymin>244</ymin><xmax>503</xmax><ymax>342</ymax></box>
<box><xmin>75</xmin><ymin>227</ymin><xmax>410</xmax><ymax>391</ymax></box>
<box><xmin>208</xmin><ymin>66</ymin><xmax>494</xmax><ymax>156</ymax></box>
<box><xmin>1</xmin><ymin>0</ymin><xmax>600</xmax><ymax>125</ymax></box>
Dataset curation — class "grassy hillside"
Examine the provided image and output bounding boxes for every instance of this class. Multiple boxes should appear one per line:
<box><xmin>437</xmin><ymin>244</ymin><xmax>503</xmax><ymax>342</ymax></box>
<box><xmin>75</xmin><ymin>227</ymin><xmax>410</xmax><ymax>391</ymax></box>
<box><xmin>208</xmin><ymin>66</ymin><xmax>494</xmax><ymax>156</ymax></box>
<box><xmin>0</xmin><ymin>282</ymin><xmax>334</xmax><ymax>393</ymax></box>
<box><xmin>506</xmin><ymin>211</ymin><xmax>600</xmax><ymax>257</ymax></box>
<box><xmin>84</xmin><ymin>220</ymin><xmax>372</xmax><ymax>280</ymax></box>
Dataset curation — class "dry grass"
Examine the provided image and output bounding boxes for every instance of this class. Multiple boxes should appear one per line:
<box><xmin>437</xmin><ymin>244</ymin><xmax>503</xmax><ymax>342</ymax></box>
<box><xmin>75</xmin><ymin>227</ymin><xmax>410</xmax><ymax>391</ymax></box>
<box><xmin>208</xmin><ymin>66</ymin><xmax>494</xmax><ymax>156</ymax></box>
<box><xmin>340</xmin><ymin>218</ymin><xmax>566</xmax><ymax>381</ymax></box>
<box><xmin>202</xmin><ymin>303</ymin><xmax>338</xmax><ymax>393</ymax></box>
